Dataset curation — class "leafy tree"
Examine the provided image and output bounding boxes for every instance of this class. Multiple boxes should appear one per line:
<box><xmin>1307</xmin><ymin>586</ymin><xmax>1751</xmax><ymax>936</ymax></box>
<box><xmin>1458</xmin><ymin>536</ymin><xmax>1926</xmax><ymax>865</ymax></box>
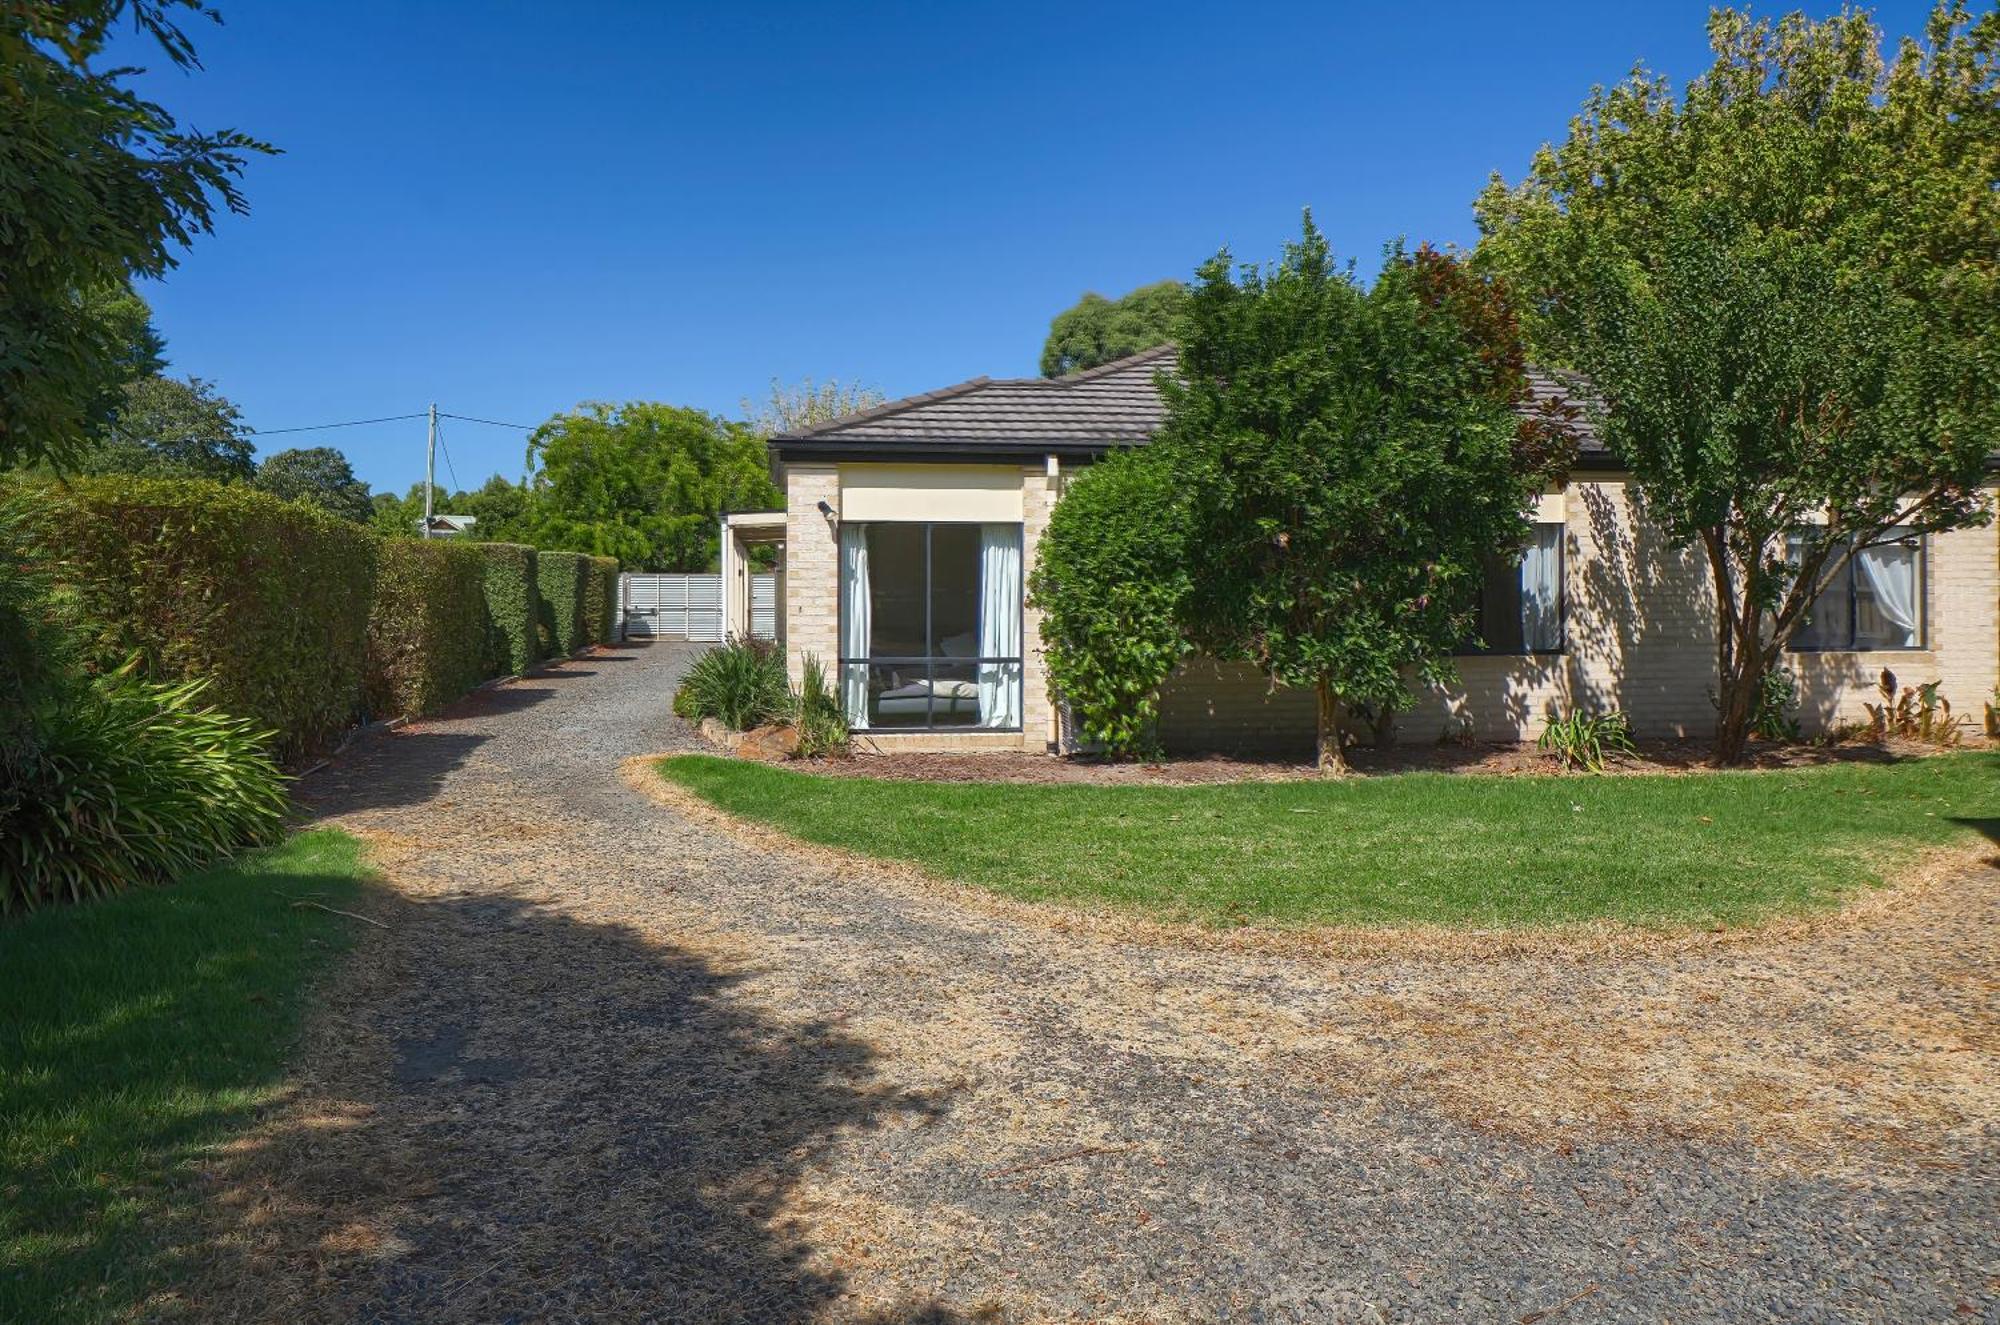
<box><xmin>743</xmin><ymin>378</ymin><xmax>885</xmax><ymax>436</ymax></box>
<box><xmin>522</xmin><ymin>403</ymin><xmax>779</xmax><ymax>571</ymax></box>
<box><xmin>1040</xmin><ymin>280</ymin><xmax>1186</xmax><ymax>377</ymax></box>
<box><xmin>75</xmin><ymin>375</ymin><xmax>253</xmax><ymax>481</ymax></box>
<box><xmin>1158</xmin><ymin>217</ymin><xmax>1567</xmax><ymax>772</ymax></box>
<box><xmin>254</xmin><ymin>446</ymin><xmax>373</xmax><ymax>523</ymax></box>
<box><xmin>455</xmin><ymin>473</ymin><xmax>531</xmax><ymax>538</ymax></box>
<box><xmin>1</xmin><ymin>1</ymin><xmax>272</xmax><ymax>471</ymax></box>
<box><xmin>371</xmin><ymin>474</ymin><xmax>532</xmax><ymax>542</ymax></box>
<box><xmin>1475</xmin><ymin>1</ymin><xmax>1998</xmax><ymax>764</ymax></box>
<box><xmin>85</xmin><ymin>285</ymin><xmax>168</xmax><ymax>384</ymax></box>
<box><xmin>1028</xmin><ymin>447</ymin><xmax>1189</xmax><ymax>755</ymax></box>
<box><xmin>81</xmin><ymin>284</ymin><xmax>169</xmax><ymax>429</ymax></box>
<box><xmin>371</xmin><ymin>486</ymin><xmax>424</xmax><ymax>539</ymax></box>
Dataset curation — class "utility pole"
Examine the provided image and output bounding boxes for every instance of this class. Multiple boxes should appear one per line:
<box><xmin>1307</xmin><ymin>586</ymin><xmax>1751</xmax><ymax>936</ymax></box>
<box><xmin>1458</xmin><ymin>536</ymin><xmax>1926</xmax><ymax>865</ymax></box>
<box><xmin>421</xmin><ymin>402</ymin><xmax>437</xmax><ymax>538</ymax></box>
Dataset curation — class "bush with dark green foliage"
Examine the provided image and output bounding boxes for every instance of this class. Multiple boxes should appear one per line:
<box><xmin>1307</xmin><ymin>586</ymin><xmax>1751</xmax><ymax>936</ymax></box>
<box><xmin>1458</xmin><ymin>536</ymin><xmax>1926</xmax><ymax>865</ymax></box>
<box><xmin>0</xmin><ymin>497</ymin><xmax>75</xmax><ymax>807</ymax></box>
<box><xmin>364</xmin><ymin>540</ymin><xmax>491</xmax><ymax>719</ymax></box>
<box><xmin>674</xmin><ymin>637</ymin><xmax>788</xmax><ymax>731</ymax></box>
<box><xmin>474</xmin><ymin>542</ymin><xmax>538</xmax><ymax>675</ymax></box>
<box><xmin>16</xmin><ymin>475</ymin><xmax>377</xmax><ymax>760</ymax></box>
<box><xmin>2</xmin><ymin>667</ymin><xmax>288</xmax><ymax>914</ymax></box>
<box><xmin>582</xmin><ymin>554</ymin><xmax>621</xmax><ymax>645</ymax></box>
<box><xmin>534</xmin><ymin>550</ymin><xmax>589</xmax><ymax>657</ymax></box>
<box><xmin>1028</xmin><ymin>448</ymin><xmax>1190</xmax><ymax>755</ymax></box>
<box><xmin>0</xmin><ymin>609</ymin><xmax>286</xmax><ymax>913</ymax></box>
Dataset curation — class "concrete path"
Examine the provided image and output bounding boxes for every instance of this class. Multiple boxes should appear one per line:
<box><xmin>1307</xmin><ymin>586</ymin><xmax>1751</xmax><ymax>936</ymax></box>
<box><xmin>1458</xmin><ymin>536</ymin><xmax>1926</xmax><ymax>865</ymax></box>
<box><xmin>197</xmin><ymin>640</ymin><xmax>1998</xmax><ymax>1323</ymax></box>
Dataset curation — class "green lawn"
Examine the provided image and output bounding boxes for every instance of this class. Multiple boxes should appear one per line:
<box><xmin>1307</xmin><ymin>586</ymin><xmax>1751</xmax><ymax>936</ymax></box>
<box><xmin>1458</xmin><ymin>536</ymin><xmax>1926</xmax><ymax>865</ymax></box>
<box><xmin>0</xmin><ymin>830</ymin><xmax>372</xmax><ymax>1324</ymax></box>
<box><xmin>658</xmin><ymin>751</ymin><xmax>1999</xmax><ymax>929</ymax></box>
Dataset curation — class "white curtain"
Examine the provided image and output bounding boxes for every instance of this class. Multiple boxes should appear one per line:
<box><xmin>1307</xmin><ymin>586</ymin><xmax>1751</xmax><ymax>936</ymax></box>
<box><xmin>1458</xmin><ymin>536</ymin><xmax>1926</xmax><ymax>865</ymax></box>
<box><xmin>838</xmin><ymin>525</ymin><xmax>871</xmax><ymax>726</ymax></box>
<box><xmin>1856</xmin><ymin>542</ymin><xmax>1919</xmax><ymax>647</ymax></box>
<box><xmin>1520</xmin><ymin>523</ymin><xmax>1563</xmax><ymax>652</ymax></box>
<box><xmin>976</xmin><ymin>523</ymin><xmax>1022</xmax><ymax>728</ymax></box>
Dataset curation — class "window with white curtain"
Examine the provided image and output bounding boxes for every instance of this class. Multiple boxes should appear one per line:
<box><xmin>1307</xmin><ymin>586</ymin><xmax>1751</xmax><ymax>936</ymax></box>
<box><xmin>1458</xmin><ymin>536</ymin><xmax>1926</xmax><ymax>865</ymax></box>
<box><xmin>1787</xmin><ymin>534</ymin><xmax>1924</xmax><ymax>652</ymax></box>
<box><xmin>837</xmin><ymin>522</ymin><xmax>1023</xmax><ymax>730</ymax></box>
<box><xmin>1459</xmin><ymin>522</ymin><xmax>1565</xmax><ymax>655</ymax></box>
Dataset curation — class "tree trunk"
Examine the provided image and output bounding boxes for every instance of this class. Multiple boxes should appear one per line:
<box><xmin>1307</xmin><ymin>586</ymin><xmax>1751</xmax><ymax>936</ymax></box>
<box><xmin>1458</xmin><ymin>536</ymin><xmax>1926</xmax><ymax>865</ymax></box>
<box><xmin>1702</xmin><ymin>525</ymin><xmax>1762</xmax><ymax>767</ymax></box>
<box><xmin>1710</xmin><ymin>635</ymin><xmax>1762</xmax><ymax>767</ymax></box>
<box><xmin>1315</xmin><ymin>675</ymin><xmax>1350</xmax><ymax>775</ymax></box>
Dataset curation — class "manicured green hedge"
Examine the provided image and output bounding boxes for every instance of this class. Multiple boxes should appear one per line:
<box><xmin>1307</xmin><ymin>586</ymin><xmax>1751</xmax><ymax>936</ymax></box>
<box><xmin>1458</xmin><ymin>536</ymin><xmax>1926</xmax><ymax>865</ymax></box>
<box><xmin>17</xmin><ymin>476</ymin><xmax>377</xmax><ymax>760</ymax></box>
<box><xmin>476</xmin><ymin>542</ymin><xmax>539</xmax><ymax>675</ymax></box>
<box><xmin>535</xmin><ymin>550</ymin><xmax>589</xmax><ymax>657</ymax></box>
<box><xmin>582</xmin><ymin>555</ymin><xmax>621</xmax><ymax>646</ymax></box>
<box><xmin>364</xmin><ymin>540</ymin><xmax>491</xmax><ymax>719</ymax></box>
<box><xmin>1027</xmin><ymin>448</ymin><xmax>1190</xmax><ymax>754</ymax></box>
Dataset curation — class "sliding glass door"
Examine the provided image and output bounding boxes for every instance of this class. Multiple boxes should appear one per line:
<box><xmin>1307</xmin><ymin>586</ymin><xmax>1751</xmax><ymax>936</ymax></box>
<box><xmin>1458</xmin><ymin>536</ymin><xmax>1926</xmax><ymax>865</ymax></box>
<box><xmin>838</xmin><ymin>522</ymin><xmax>1023</xmax><ymax>730</ymax></box>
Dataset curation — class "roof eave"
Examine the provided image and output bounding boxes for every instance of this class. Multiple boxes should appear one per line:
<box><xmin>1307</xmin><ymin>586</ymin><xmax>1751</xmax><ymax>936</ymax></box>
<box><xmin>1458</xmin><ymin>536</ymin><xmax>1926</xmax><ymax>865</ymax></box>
<box><xmin>773</xmin><ymin>436</ymin><xmax>1145</xmax><ymax>465</ymax></box>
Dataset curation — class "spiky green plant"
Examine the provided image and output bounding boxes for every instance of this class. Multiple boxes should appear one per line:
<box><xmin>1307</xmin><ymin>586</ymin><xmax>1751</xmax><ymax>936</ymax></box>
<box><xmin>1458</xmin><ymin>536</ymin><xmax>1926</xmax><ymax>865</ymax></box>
<box><xmin>788</xmin><ymin>652</ymin><xmax>849</xmax><ymax>759</ymax></box>
<box><xmin>1</xmin><ymin>669</ymin><xmax>289</xmax><ymax>913</ymax></box>
<box><xmin>1536</xmin><ymin>710</ymin><xmax>1637</xmax><ymax>773</ymax></box>
<box><xmin>672</xmin><ymin>637</ymin><xmax>788</xmax><ymax>731</ymax></box>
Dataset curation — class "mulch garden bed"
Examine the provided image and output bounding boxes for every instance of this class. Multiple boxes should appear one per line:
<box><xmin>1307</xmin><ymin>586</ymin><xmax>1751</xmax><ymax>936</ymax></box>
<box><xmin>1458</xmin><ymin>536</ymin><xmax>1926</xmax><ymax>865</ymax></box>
<box><xmin>794</xmin><ymin>734</ymin><xmax>1971</xmax><ymax>784</ymax></box>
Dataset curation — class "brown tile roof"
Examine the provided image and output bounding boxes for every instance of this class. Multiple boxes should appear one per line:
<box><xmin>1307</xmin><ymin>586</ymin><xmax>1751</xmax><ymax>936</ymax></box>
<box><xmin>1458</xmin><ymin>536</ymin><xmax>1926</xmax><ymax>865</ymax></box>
<box><xmin>773</xmin><ymin>346</ymin><xmax>1173</xmax><ymax>453</ymax></box>
<box><xmin>775</xmin><ymin>345</ymin><xmax>1608</xmax><ymax>457</ymax></box>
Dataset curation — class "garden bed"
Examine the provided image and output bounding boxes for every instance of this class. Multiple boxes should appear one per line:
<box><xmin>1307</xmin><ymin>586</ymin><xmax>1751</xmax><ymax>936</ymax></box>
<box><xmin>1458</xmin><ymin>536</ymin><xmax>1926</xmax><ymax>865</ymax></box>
<box><xmin>786</xmin><ymin>734</ymin><xmax>1975</xmax><ymax>785</ymax></box>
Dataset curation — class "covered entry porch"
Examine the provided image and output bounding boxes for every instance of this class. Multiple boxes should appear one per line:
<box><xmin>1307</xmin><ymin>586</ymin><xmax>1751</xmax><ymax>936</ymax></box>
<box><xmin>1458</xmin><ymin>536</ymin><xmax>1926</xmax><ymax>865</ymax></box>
<box><xmin>719</xmin><ymin>510</ymin><xmax>786</xmax><ymax>644</ymax></box>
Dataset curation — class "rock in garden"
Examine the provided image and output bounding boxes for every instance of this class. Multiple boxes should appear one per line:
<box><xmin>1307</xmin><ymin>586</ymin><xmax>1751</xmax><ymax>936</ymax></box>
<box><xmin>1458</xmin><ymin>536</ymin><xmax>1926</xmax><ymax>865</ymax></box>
<box><xmin>735</xmin><ymin>723</ymin><xmax>800</xmax><ymax>761</ymax></box>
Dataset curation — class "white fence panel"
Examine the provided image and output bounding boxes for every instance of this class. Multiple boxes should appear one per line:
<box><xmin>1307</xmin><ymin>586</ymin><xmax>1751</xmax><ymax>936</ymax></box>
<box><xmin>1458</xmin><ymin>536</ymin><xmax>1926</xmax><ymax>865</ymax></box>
<box><xmin>750</xmin><ymin>573</ymin><xmax>777</xmax><ymax>640</ymax></box>
<box><xmin>622</xmin><ymin>573</ymin><xmax>722</xmax><ymax>641</ymax></box>
<box><xmin>620</xmin><ymin>572</ymin><xmax>776</xmax><ymax>642</ymax></box>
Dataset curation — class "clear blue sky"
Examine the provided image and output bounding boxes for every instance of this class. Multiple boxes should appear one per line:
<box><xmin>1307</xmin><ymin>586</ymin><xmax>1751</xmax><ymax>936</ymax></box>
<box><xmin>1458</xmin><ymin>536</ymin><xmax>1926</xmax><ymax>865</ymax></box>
<box><xmin>118</xmin><ymin>0</ymin><xmax>1939</xmax><ymax>494</ymax></box>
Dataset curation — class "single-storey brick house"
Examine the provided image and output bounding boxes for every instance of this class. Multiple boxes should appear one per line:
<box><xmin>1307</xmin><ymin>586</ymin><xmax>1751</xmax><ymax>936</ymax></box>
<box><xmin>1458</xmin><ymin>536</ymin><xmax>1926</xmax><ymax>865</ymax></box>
<box><xmin>722</xmin><ymin>346</ymin><xmax>1999</xmax><ymax>755</ymax></box>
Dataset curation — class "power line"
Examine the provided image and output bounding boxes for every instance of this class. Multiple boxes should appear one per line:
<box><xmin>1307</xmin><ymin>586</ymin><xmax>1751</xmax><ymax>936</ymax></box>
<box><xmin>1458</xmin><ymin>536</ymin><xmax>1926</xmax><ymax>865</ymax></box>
<box><xmin>435</xmin><ymin>415</ymin><xmax>462</xmax><ymax>492</ymax></box>
<box><xmin>253</xmin><ymin>410</ymin><xmax>537</xmax><ymax>437</ymax></box>
<box><xmin>440</xmin><ymin>412</ymin><xmax>536</xmax><ymax>430</ymax></box>
<box><xmin>252</xmin><ymin>412</ymin><xmax>426</xmax><ymax>436</ymax></box>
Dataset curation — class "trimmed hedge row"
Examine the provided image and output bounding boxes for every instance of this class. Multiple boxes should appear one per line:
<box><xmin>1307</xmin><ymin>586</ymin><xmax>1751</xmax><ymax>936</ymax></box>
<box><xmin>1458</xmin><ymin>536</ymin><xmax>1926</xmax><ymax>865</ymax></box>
<box><xmin>17</xmin><ymin>475</ymin><xmax>626</xmax><ymax>756</ymax></box>
<box><xmin>477</xmin><ymin>541</ymin><xmax>539</xmax><ymax>675</ymax></box>
<box><xmin>583</xmin><ymin>554</ymin><xmax>620</xmax><ymax>647</ymax></box>
<box><xmin>365</xmin><ymin>540</ymin><xmax>491</xmax><ymax>720</ymax></box>
<box><xmin>18</xmin><ymin>476</ymin><xmax>378</xmax><ymax>760</ymax></box>
<box><xmin>536</xmin><ymin>550</ymin><xmax>590</xmax><ymax>658</ymax></box>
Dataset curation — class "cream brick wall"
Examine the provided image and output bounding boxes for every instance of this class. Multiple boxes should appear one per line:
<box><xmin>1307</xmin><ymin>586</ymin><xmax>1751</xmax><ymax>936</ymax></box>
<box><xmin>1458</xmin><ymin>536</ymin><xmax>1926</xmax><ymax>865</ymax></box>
<box><xmin>783</xmin><ymin>464</ymin><xmax>839</xmax><ymax>690</ymax></box>
<box><xmin>781</xmin><ymin>460</ymin><xmax>1049</xmax><ymax>752</ymax></box>
<box><xmin>788</xmin><ymin>464</ymin><xmax>1998</xmax><ymax>754</ymax></box>
<box><xmin>1151</xmin><ymin>477</ymin><xmax>1998</xmax><ymax>751</ymax></box>
<box><xmin>1020</xmin><ymin>460</ymin><xmax>1058</xmax><ymax>751</ymax></box>
<box><xmin>1790</xmin><ymin>485</ymin><xmax>1999</xmax><ymax>729</ymax></box>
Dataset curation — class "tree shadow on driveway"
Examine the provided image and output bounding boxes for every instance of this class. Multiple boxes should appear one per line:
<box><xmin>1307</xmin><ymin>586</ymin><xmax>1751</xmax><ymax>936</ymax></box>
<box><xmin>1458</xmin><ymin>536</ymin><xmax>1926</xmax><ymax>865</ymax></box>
<box><xmin>196</xmin><ymin>888</ymin><xmax>965</xmax><ymax>1324</ymax></box>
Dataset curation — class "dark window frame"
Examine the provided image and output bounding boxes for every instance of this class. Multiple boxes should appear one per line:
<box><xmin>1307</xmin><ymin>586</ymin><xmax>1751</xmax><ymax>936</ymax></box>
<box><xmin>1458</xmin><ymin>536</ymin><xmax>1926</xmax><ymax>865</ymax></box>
<box><xmin>1454</xmin><ymin>522</ymin><xmax>1567</xmax><ymax>658</ymax></box>
<box><xmin>836</xmin><ymin>520</ymin><xmax>1025</xmax><ymax>732</ymax></box>
<box><xmin>1786</xmin><ymin>533</ymin><xmax>1927</xmax><ymax>654</ymax></box>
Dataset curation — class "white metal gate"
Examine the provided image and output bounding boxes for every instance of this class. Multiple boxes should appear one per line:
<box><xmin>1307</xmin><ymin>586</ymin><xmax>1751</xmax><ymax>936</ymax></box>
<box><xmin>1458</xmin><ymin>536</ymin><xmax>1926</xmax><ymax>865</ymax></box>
<box><xmin>622</xmin><ymin>574</ymin><xmax>721</xmax><ymax>641</ymax></box>
<box><xmin>750</xmin><ymin>573</ymin><xmax>776</xmax><ymax>640</ymax></box>
<box><xmin>620</xmin><ymin>573</ymin><xmax>775</xmax><ymax>642</ymax></box>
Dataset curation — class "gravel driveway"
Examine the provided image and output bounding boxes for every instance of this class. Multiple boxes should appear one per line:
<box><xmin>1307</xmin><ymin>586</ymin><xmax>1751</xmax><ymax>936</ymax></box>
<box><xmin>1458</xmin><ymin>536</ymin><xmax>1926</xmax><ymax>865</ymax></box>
<box><xmin>194</xmin><ymin>640</ymin><xmax>1998</xmax><ymax>1323</ymax></box>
